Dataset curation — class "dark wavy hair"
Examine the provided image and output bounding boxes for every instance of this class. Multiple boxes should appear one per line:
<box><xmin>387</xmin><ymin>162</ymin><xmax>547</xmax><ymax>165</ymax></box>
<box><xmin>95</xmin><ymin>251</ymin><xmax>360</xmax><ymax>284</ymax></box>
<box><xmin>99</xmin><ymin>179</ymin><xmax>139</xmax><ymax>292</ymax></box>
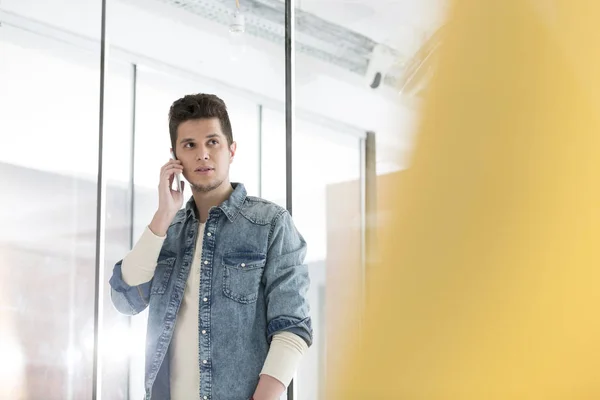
<box><xmin>168</xmin><ymin>93</ymin><xmax>233</xmax><ymax>154</ymax></box>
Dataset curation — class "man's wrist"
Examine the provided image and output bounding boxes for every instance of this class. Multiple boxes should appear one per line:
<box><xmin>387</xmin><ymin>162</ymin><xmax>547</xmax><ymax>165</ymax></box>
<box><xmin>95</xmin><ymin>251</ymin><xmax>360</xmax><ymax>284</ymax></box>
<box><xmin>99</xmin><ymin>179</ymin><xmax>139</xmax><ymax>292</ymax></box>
<box><xmin>149</xmin><ymin>210</ymin><xmax>176</xmax><ymax>237</ymax></box>
<box><xmin>252</xmin><ymin>374</ymin><xmax>285</xmax><ymax>400</ymax></box>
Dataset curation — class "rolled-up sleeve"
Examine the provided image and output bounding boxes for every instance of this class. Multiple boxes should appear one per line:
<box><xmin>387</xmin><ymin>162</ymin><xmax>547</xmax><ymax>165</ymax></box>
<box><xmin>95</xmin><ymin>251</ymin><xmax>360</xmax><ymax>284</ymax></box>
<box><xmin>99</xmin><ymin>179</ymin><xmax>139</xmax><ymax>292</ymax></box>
<box><xmin>109</xmin><ymin>261</ymin><xmax>153</xmax><ymax>315</ymax></box>
<box><xmin>263</xmin><ymin>210</ymin><xmax>313</xmax><ymax>347</ymax></box>
<box><xmin>108</xmin><ymin>226</ymin><xmax>166</xmax><ymax>316</ymax></box>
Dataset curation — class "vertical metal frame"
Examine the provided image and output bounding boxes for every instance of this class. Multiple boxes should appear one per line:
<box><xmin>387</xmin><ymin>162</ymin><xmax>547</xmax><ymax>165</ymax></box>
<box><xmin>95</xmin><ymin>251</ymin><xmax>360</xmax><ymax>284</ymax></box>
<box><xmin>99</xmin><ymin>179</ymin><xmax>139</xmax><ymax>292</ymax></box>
<box><xmin>359</xmin><ymin>137</ymin><xmax>367</xmax><ymax>316</ymax></box>
<box><xmin>358</xmin><ymin>131</ymin><xmax>376</xmax><ymax>333</ymax></box>
<box><xmin>92</xmin><ymin>0</ymin><xmax>108</xmax><ymax>398</ymax></box>
<box><xmin>364</xmin><ymin>131</ymin><xmax>377</xmax><ymax>297</ymax></box>
<box><xmin>357</xmin><ymin>131</ymin><xmax>376</xmax><ymax>364</ymax></box>
<box><xmin>285</xmin><ymin>0</ymin><xmax>295</xmax><ymax>398</ymax></box>
<box><xmin>285</xmin><ymin>0</ymin><xmax>295</xmax><ymax>218</ymax></box>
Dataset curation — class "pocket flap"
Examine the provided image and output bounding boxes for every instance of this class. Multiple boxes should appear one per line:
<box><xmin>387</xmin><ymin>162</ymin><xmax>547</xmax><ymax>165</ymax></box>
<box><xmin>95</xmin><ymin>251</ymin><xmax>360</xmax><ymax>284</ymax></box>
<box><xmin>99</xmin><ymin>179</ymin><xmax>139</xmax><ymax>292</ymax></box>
<box><xmin>222</xmin><ymin>252</ymin><xmax>266</xmax><ymax>270</ymax></box>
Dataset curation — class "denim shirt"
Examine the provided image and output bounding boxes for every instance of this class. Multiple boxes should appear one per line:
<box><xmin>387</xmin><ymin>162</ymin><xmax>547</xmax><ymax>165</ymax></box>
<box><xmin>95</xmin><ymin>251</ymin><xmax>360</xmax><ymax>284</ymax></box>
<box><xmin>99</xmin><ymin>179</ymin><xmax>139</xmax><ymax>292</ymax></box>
<box><xmin>109</xmin><ymin>183</ymin><xmax>312</xmax><ymax>400</ymax></box>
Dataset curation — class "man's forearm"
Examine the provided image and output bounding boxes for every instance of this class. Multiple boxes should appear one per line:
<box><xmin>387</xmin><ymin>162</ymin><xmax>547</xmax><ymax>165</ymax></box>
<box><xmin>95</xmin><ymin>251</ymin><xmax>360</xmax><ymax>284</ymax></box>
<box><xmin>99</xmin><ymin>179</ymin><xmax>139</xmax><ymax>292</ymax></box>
<box><xmin>253</xmin><ymin>331</ymin><xmax>308</xmax><ymax>400</ymax></box>
<box><xmin>121</xmin><ymin>225</ymin><xmax>166</xmax><ymax>285</ymax></box>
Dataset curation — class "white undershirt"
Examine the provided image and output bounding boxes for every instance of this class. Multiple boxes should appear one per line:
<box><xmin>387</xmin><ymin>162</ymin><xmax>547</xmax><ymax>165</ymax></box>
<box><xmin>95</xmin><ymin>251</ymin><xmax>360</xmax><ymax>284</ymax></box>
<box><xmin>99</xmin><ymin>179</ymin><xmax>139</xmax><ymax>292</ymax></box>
<box><xmin>169</xmin><ymin>223</ymin><xmax>204</xmax><ymax>398</ymax></box>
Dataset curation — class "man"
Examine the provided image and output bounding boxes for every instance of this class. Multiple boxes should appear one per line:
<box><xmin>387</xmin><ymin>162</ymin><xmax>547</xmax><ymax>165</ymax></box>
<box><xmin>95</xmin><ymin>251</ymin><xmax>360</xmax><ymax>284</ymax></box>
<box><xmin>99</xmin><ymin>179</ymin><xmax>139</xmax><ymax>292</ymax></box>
<box><xmin>109</xmin><ymin>93</ymin><xmax>312</xmax><ymax>400</ymax></box>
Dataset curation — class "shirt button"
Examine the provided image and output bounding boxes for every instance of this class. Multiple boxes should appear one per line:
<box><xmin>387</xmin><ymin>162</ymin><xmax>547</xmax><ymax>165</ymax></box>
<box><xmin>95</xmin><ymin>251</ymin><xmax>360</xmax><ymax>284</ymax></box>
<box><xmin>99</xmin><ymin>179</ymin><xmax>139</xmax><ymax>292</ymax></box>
<box><xmin>241</xmin><ymin>263</ymin><xmax>246</xmax><ymax>268</ymax></box>
<box><xmin>204</xmin><ymin>396</ymin><xmax>208</xmax><ymax>400</ymax></box>
<box><xmin>202</xmin><ymin>330</ymin><xmax>206</xmax><ymax>334</ymax></box>
<box><xmin>207</xmin><ymin>232</ymin><xmax>212</xmax><ymax>237</ymax></box>
<box><xmin>203</xmin><ymin>360</ymin><xmax>208</xmax><ymax>364</ymax></box>
<box><xmin>203</xmin><ymin>297</ymin><xmax>208</xmax><ymax>302</ymax></box>
<box><xmin>204</xmin><ymin>260</ymin><xmax>208</xmax><ymax>265</ymax></box>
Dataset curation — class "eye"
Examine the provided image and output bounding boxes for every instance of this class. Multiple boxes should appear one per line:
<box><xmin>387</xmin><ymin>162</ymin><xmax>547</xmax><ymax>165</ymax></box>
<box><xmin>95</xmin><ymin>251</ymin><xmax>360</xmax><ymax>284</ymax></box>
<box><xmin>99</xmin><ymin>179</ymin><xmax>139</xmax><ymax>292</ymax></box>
<box><xmin>183</xmin><ymin>142</ymin><xmax>195</xmax><ymax>148</ymax></box>
<box><xmin>208</xmin><ymin>139</ymin><xmax>219</xmax><ymax>146</ymax></box>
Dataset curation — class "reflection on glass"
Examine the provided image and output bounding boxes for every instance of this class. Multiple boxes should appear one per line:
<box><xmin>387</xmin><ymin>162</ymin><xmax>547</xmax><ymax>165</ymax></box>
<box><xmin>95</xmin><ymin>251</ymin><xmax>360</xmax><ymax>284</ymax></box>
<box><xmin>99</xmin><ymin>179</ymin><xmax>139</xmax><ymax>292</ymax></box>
<box><xmin>0</xmin><ymin>33</ymin><xmax>99</xmax><ymax>399</ymax></box>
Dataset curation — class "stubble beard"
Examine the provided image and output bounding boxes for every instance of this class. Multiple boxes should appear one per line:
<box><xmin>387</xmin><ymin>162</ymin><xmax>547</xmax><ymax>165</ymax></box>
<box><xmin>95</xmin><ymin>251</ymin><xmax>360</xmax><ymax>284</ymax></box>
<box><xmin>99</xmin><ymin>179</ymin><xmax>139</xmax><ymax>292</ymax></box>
<box><xmin>190</xmin><ymin>178</ymin><xmax>225</xmax><ymax>193</ymax></box>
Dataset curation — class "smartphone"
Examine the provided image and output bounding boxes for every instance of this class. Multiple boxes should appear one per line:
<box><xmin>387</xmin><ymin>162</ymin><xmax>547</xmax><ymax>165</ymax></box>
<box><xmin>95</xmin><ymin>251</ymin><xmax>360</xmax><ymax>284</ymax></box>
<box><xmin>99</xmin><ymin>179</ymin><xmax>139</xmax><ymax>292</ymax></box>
<box><xmin>170</xmin><ymin>150</ymin><xmax>182</xmax><ymax>192</ymax></box>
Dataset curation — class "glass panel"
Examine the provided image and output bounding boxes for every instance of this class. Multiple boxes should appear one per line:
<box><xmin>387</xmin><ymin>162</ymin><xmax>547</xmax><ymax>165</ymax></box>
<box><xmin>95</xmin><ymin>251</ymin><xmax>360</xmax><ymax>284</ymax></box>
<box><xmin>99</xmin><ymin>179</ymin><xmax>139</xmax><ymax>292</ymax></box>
<box><xmin>261</xmin><ymin>107</ymin><xmax>363</xmax><ymax>400</ymax></box>
<box><xmin>100</xmin><ymin>60</ymin><xmax>135</xmax><ymax>400</ymax></box>
<box><xmin>293</xmin><ymin>119</ymin><xmax>363</xmax><ymax>400</ymax></box>
<box><xmin>292</xmin><ymin>2</ymin><xmax>443</xmax><ymax>398</ymax></box>
<box><xmin>0</xmin><ymin>23</ymin><xmax>100</xmax><ymax>400</ymax></box>
<box><xmin>260</xmin><ymin>107</ymin><xmax>286</xmax><ymax>207</ymax></box>
<box><xmin>293</xmin><ymin>1</ymin><xmax>442</xmax><ymax>173</ymax></box>
<box><xmin>100</xmin><ymin>1</ymin><xmax>287</xmax><ymax>392</ymax></box>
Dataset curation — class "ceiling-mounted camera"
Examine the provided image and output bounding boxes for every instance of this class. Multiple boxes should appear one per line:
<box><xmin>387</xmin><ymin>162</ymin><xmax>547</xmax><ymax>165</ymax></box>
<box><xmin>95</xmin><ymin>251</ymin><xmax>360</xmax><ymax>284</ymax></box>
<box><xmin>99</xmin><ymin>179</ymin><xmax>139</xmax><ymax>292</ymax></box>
<box><xmin>365</xmin><ymin>43</ymin><xmax>396</xmax><ymax>90</ymax></box>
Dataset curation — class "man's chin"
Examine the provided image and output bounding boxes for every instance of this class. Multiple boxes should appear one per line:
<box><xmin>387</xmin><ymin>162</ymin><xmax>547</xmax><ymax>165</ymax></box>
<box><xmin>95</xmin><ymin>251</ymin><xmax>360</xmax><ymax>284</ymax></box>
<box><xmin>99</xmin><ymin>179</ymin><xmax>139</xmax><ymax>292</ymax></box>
<box><xmin>191</xmin><ymin>179</ymin><xmax>223</xmax><ymax>193</ymax></box>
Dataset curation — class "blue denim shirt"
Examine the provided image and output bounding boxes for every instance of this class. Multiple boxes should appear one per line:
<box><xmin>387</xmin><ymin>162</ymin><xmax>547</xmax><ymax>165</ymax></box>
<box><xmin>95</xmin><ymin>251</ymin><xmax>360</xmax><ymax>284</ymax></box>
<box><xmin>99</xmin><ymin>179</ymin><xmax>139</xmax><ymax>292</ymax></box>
<box><xmin>109</xmin><ymin>183</ymin><xmax>312</xmax><ymax>400</ymax></box>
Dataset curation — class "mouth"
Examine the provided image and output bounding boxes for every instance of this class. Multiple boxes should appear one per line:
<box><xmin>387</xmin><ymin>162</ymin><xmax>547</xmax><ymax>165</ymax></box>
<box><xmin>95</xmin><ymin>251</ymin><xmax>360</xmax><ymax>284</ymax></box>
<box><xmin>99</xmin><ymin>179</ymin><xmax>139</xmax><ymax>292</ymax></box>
<box><xmin>195</xmin><ymin>166</ymin><xmax>215</xmax><ymax>174</ymax></box>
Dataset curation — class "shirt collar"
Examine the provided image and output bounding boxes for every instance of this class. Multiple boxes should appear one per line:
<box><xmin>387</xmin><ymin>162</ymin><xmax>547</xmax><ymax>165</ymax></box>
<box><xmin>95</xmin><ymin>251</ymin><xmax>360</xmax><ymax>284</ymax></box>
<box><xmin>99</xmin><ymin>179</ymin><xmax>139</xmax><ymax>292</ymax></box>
<box><xmin>184</xmin><ymin>182</ymin><xmax>246</xmax><ymax>222</ymax></box>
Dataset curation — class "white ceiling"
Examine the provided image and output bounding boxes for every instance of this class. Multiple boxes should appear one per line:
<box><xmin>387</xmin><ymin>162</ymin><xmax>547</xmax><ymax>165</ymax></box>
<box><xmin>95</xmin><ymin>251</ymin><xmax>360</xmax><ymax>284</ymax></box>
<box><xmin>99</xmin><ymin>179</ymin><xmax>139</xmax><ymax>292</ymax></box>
<box><xmin>297</xmin><ymin>0</ymin><xmax>446</xmax><ymax>54</ymax></box>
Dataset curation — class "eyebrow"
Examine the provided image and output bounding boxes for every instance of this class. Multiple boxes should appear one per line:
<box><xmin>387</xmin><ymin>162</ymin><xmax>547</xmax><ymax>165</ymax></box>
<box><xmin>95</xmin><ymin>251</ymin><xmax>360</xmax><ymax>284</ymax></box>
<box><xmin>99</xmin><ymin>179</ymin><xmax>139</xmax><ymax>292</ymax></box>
<box><xmin>179</xmin><ymin>134</ymin><xmax>221</xmax><ymax>145</ymax></box>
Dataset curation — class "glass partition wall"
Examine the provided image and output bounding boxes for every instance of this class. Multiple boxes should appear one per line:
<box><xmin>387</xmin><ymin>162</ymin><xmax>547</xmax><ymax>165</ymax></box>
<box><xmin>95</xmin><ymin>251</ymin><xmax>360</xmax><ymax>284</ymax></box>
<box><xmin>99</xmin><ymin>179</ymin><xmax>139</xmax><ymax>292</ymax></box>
<box><xmin>0</xmin><ymin>4</ymin><xmax>103</xmax><ymax>399</ymax></box>
<box><xmin>0</xmin><ymin>0</ymin><xmax>421</xmax><ymax>397</ymax></box>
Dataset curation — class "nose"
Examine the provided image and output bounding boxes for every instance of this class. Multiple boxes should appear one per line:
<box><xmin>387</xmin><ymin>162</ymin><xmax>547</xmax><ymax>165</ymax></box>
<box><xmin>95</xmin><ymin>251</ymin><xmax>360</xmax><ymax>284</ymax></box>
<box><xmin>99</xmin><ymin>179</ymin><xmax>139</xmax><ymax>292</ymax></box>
<box><xmin>196</xmin><ymin>147</ymin><xmax>210</xmax><ymax>161</ymax></box>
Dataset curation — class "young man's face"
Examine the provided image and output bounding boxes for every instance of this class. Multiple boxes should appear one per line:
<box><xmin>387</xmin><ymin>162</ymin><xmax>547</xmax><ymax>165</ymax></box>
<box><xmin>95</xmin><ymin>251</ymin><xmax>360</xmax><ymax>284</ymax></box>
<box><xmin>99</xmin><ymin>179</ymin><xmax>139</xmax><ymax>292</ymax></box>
<box><xmin>174</xmin><ymin>118</ymin><xmax>236</xmax><ymax>193</ymax></box>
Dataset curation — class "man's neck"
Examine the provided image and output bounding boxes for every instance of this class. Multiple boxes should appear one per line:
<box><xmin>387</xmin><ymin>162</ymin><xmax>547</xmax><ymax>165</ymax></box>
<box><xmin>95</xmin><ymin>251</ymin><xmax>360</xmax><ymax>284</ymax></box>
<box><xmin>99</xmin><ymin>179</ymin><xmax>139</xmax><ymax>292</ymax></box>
<box><xmin>192</xmin><ymin>180</ymin><xmax>234</xmax><ymax>223</ymax></box>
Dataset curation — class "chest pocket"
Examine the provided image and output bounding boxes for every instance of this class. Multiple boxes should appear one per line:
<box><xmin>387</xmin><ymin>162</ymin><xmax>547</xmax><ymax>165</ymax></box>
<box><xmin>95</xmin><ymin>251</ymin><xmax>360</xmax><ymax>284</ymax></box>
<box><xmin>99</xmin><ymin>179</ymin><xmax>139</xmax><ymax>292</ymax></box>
<box><xmin>222</xmin><ymin>252</ymin><xmax>266</xmax><ymax>304</ymax></box>
<box><xmin>150</xmin><ymin>254</ymin><xmax>177</xmax><ymax>295</ymax></box>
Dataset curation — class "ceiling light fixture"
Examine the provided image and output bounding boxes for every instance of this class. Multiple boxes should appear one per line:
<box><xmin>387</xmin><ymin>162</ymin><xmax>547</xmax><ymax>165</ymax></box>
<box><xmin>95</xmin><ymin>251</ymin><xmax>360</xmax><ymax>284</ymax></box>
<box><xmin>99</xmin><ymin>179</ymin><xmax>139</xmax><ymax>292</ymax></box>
<box><xmin>228</xmin><ymin>0</ymin><xmax>246</xmax><ymax>61</ymax></box>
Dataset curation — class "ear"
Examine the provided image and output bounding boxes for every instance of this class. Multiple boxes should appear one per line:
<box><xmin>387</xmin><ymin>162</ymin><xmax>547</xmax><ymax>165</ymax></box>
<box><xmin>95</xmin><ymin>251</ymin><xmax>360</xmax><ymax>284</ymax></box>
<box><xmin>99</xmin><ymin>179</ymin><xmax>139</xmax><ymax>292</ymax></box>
<box><xmin>170</xmin><ymin>148</ymin><xmax>177</xmax><ymax>160</ymax></box>
<box><xmin>229</xmin><ymin>142</ymin><xmax>237</xmax><ymax>163</ymax></box>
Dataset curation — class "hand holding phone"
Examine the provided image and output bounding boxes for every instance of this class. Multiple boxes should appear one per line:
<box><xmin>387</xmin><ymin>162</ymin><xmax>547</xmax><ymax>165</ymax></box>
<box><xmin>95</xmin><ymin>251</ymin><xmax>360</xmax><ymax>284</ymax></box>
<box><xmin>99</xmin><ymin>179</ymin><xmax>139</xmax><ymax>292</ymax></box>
<box><xmin>152</xmin><ymin>153</ymin><xmax>184</xmax><ymax>235</ymax></box>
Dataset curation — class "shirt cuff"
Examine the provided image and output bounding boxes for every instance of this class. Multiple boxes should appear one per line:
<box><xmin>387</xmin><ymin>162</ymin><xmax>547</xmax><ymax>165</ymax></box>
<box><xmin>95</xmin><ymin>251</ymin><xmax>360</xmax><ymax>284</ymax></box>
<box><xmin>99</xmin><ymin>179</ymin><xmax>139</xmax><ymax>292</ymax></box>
<box><xmin>260</xmin><ymin>331</ymin><xmax>308</xmax><ymax>387</ymax></box>
<box><xmin>121</xmin><ymin>226</ymin><xmax>167</xmax><ymax>286</ymax></box>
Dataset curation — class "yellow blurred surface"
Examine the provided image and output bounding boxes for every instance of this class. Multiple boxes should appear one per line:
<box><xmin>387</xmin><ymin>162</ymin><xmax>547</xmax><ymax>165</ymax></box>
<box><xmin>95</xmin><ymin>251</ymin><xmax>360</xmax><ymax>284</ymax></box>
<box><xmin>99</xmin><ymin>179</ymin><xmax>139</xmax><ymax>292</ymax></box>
<box><xmin>333</xmin><ymin>1</ymin><xmax>600</xmax><ymax>398</ymax></box>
